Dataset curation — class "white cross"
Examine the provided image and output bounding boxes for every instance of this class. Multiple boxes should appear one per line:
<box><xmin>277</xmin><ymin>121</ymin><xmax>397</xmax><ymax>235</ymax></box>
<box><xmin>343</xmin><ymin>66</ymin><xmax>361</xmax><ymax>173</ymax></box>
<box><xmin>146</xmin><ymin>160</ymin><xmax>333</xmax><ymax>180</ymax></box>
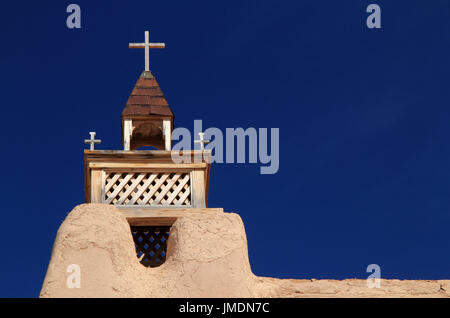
<box><xmin>84</xmin><ymin>132</ymin><xmax>101</xmax><ymax>151</ymax></box>
<box><xmin>194</xmin><ymin>132</ymin><xmax>210</xmax><ymax>151</ymax></box>
<box><xmin>129</xmin><ymin>30</ymin><xmax>165</xmax><ymax>72</ymax></box>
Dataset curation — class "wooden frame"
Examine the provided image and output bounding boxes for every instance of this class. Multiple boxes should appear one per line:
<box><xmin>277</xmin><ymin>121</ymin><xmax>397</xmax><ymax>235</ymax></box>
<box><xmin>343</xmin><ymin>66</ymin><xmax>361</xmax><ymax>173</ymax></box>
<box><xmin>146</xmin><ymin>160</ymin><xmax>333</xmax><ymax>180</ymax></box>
<box><xmin>124</xmin><ymin>208</ymin><xmax>224</xmax><ymax>226</ymax></box>
<box><xmin>121</xmin><ymin>116</ymin><xmax>174</xmax><ymax>151</ymax></box>
<box><xmin>84</xmin><ymin>150</ymin><xmax>211</xmax><ymax>211</ymax></box>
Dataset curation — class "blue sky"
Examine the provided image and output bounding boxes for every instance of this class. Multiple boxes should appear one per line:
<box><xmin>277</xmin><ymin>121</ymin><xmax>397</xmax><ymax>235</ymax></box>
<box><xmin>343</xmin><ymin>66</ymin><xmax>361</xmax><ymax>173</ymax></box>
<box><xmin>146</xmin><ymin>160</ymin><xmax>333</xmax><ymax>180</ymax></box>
<box><xmin>0</xmin><ymin>1</ymin><xmax>449</xmax><ymax>297</ymax></box>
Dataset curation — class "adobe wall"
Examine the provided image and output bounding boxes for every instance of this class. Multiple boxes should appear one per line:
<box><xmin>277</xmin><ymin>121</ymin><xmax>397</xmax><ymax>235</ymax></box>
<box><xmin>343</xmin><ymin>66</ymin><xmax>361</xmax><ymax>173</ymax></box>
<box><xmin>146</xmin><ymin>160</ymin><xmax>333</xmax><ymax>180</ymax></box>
<box><xmin>40</xmin><ymin>204</ymin><xmax>450</xmax><ymax>298</ymax></box>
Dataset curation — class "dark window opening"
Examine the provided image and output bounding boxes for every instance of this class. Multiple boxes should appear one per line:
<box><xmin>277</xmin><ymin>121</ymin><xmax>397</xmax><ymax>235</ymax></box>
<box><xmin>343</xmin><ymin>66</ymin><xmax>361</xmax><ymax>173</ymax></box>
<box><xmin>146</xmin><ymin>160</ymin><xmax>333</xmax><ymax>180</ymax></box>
<box><xmin>130</xmin><ymin>226</ymin><xmax>171</xmax><ymax>267</ymax></box>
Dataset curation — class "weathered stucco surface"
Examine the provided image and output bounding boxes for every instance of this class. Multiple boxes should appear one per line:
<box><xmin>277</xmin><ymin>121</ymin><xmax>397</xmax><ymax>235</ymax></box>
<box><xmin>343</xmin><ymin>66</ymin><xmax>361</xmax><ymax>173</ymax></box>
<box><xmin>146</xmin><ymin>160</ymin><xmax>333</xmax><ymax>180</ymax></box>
<box><xmin>40</xmin><ymin>204</ymin><xmax>450</xmax><ymax>298</ymax></box>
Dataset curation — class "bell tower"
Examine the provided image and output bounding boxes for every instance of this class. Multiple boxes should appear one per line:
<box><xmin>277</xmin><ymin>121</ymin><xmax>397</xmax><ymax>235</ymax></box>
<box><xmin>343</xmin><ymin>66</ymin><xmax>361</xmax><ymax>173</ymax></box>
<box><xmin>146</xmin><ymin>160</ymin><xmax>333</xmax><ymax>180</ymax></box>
<box><xmin>83</xmin><ymin>30</ymin><xmax>221</xmax><ymax>267</ymax></box>
<box><xmin>84</xmin><ymin>30</ymin><xmax>220</xmax><ymax>227</ymax></box>
<box><xmin>122</xmin><ymin>70</ymin><xmax>173</xmax><ymax>151</ymax></box>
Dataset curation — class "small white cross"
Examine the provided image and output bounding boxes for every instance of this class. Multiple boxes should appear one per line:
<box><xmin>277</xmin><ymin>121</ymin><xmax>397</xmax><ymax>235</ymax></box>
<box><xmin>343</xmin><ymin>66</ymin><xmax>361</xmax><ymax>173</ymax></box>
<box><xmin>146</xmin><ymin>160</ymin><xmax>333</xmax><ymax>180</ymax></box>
<box><xmin>194</xmin><ymin>132</ymin><xmax>210</xmax><ymax>151</ymax></box>
<box><xmin>84</xmin><ymin>132</ymin><xmax>101</xmax><ymax>151</ymax></box>
<box><xmin>129</xmin><ymin>30</ymin><xmax>165</xmax><ymax>72</ymax></box>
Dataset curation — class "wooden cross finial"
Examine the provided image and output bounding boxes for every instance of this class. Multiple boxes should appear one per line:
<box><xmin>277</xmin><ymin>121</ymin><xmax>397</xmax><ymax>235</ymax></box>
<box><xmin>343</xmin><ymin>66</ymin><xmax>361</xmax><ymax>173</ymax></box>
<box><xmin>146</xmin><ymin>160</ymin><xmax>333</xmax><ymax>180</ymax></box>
<box><xmin>129</xmin><ymin>30</ymin><xmax>165</xmax><ymax>72</ymax></box>
<box><xmin>84</xmin><ymin>132</ymin><xmax>101</xmax><ymax>151</ymax></box>
<box><xmin>194</xmin><ymin>132</ymin><xmax>210</xmax><ymax>151</ymax></box>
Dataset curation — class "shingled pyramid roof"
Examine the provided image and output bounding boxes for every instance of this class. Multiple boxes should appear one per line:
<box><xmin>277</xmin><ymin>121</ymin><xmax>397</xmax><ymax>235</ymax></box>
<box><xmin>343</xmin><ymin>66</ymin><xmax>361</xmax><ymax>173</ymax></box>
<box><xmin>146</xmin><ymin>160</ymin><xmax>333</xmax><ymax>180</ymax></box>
<box><xmin>122</xmin><ymin>71</ymin><xmax>174</xmax><ymax>119</ymax></box>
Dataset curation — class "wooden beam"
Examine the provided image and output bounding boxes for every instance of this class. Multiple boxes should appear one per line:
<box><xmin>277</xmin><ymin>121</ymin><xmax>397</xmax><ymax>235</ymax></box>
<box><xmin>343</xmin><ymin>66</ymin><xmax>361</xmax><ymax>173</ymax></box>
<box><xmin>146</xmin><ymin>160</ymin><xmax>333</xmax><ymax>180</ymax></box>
<box><xmin>88</xmin><ymin>162</ymin><xmax>207</xmax><ymax>169</ymax></box>
<box><xmin>121</xmin><ymin>208</ymin><xmax>224</xmax><ymax>226</ymax></box>
<box><xmin>84</xmin><ymin>150</ymin><xmax>212</xmax><ymax>164</ymax></box>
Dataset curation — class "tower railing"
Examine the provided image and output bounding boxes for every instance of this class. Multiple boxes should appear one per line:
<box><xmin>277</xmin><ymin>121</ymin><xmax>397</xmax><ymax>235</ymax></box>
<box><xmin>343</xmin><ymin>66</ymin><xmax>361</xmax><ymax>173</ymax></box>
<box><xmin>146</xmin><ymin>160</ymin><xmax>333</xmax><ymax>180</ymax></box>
<box><xmin>85</xmin><ymin>150</ymin><xmax>211</xmax><ymax>210</ymax></box>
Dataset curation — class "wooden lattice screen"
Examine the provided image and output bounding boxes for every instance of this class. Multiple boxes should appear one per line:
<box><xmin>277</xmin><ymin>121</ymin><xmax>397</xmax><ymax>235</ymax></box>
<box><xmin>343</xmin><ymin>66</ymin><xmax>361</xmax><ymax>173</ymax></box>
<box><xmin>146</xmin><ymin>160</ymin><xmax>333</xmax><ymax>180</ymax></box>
<box><xmin>131</xmin><ymin>226</ymin><xmax>171</xmax><ymax>267</ymax></box>
<box><xmin>103</xmin><ymin>172</ymin><xmax>191</xmax><ymax>207</ymax></box>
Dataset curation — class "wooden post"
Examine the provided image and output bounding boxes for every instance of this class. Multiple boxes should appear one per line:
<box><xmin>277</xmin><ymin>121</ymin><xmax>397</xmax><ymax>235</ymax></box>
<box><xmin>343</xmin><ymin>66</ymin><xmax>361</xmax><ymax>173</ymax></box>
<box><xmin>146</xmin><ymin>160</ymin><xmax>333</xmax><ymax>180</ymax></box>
<box><xmin>191</xmin><ymin>170</ymin><xmax>206</xmax><ymax>208</ymax></box>
<box><xmin>163</xmin><ymin>119</ymin><xmax>172</xmax><ymax>151</ymax></box>
<box><xmin>123</xmin><ymin>119</ymin><xmax>132</xmax><ymax>151</ymax></box>
<box><xmin>90</xmin><ymin>169</ymin><xmax>102</xmax><ymax>203</ymax></box>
